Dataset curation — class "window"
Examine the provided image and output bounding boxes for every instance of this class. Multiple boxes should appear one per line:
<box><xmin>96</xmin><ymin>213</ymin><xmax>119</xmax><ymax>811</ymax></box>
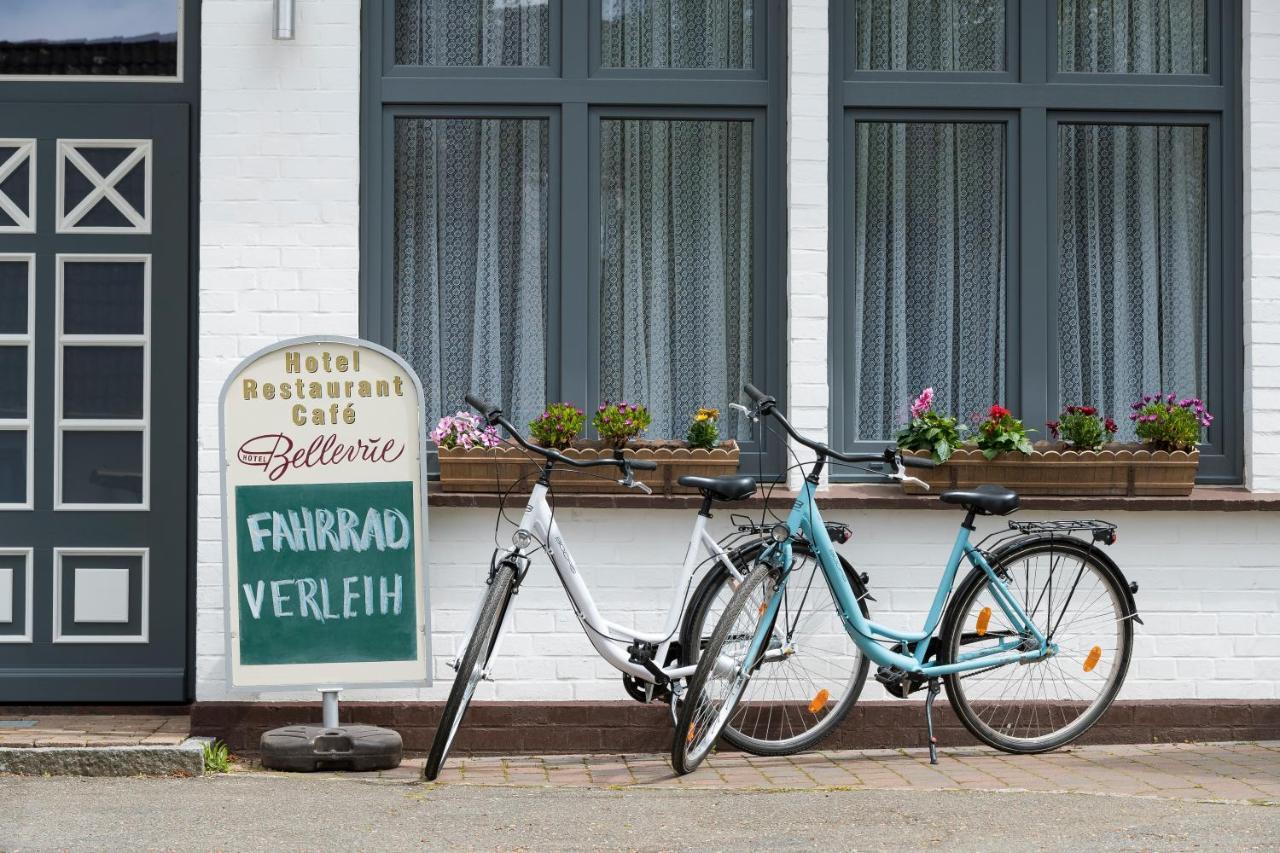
<box><xmin>0</xmin><ymin>0</ymin><xmax>182</xmax><ymax>80</ymax></box>
<box><xmin>364</xmin><ymin>1</ymin><xmax>784</xmax><ymax>471</ymax></box>
<box><xmin>832</xmin><ymin>0</ymin><xmax>1240</xmax><ymax>482</ymax></box>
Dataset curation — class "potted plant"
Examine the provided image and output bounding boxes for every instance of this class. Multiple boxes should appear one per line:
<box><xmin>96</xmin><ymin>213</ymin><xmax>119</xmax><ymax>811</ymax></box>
<box><xmin>435</xmin><ymin>400</ymin><xmax>741</xmax><ymax>495</ymax></box>
<box><xmin>1126</xmin><ymin>393</ymin><xmax>1209</xmax><ymax>495</ymax></box>
<box><xmin>896</xmin><ymin>388</ymin><xmax>1207</xmax><ymax>497</ymax></box>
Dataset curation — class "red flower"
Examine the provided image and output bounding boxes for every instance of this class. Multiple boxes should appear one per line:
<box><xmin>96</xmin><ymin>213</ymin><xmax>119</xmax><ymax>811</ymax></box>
<box><xmin>988</xmin><ymin>404</ymin><xmax>1011</xmax><ymax>421</ymax></box>
<box><xmin>1046</xmin><ymin>420</ymin><xmax>1060</xmax><ymax>438</ymax></box>
<box><xmin>1104</xmin><ymin>418</ymin><xmax>1118</xmax><ymax>434</ymax></box>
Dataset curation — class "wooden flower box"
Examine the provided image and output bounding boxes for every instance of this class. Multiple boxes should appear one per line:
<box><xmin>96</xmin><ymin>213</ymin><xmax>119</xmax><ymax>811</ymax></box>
<box><xmin>437</xmin><ymin>440</ymin><xmax>740</xmax><ymax>496</ymax></box>
<box><xmin>901</xmin><ymin>443</ymin><xmax>1200</xmax><ymax>497</ymax></box>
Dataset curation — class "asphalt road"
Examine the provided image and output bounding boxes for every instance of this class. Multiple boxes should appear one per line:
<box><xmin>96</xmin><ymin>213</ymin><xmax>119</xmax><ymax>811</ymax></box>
<box><xmin>2</xmin><ymin>774</ymin><xmax>1278</xmax><ymax>851</ymax></box>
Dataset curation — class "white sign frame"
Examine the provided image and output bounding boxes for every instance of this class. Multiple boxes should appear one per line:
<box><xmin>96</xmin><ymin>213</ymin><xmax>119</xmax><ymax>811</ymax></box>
<box><xmin>219</xmin><ymin>336</ymin><xmax>431</xmax><ymax>690</ymax></box>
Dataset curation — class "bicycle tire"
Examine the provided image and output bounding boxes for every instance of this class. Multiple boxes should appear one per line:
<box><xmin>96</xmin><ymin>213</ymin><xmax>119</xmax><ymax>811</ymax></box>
<box><xmin>423</xmin><ymin>561</ymin><xmax>517</xmax><ymax>781</ymax></box>
<box><xmin>939</xmin><ymin>538</ymin><xmax>1133</xmax><ymax>754</ymax></box>
<box><xmin>672</xmin><ymin>562</ymin><xmax>773</xmax><ymax>774</ymax></box>
<box><xmin>682</xmin><ymin>541</ymin><xmax>870</xmax><ymax>755</ymax></box>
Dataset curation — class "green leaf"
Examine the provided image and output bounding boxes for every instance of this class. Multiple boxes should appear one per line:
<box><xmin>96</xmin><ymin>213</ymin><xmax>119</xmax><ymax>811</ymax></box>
<box><xmin>935</xmin><ymin>438</ymin><xmax>952</xmax><ymax>463</ymax></box>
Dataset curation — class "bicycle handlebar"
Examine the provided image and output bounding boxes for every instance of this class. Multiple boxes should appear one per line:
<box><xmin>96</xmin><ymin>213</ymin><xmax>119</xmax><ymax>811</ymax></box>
<box><xmin>741</xmin><ymin>384</ymin><xmax>936</xmax><ymax>470</ymax></box>
<box><xmin>464</xmin><ymin>395</ymin><xmax>658</xmax><ymax>472</ymax></box>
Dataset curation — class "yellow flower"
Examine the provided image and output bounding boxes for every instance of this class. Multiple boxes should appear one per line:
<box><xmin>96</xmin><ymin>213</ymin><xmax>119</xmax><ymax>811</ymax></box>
<box><xmin>694</xmin><ymin>407</ymin><xmax>719</xmax><ymax>422</ymax></box>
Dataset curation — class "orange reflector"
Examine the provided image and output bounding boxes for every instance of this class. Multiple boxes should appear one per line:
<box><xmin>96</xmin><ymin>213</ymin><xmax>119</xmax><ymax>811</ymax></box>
<box><xmin>758</xmin><ymin>601</ymin><xmax>767</xmax><ymax>617</ymax></box>
<box><xmin>686</xmin><ymin>723</ymin><xmax>696</xmax><ymax>744</ymax></box>
<box><xmin>1083</xmin><ymin>645</ymin><xmax>1102</xmax><ymax>672</ymax></box>
<box><xmin>976</xmin><ymin>607</ymin><xmax>991</xmax><ymax>637</ymax></box>
<box><xmin>808</xmin><ymin>689</ymin><xmax>830</xmax><ymax>714</ymax></box>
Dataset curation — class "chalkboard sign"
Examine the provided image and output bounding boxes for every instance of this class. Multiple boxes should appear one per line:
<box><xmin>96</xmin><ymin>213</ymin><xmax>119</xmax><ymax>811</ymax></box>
<box><xmin>220</xmin><ymin>337</ymin><xmax>430</xmax><ymax>689</ymax></box>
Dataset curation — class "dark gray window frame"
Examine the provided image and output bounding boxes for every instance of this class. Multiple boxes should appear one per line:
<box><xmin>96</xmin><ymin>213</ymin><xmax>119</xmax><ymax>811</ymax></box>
<box><xmin>829</xmin><ymin>0</ymin><xmax>1243</xmax><ymax>484</ymax></box>
<box><xmin>361</xmin><ymin>0</ymin><xmax>789</xmax><ymax>476</ymax></box>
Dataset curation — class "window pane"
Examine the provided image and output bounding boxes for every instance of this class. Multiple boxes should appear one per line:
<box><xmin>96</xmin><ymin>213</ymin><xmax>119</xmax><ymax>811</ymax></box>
<box><xmin>599</xmin><ymin>119</ymin><xmax>753</xmax><ymax>439</ymax></box>
<box><xmin>0</xmin><ymin>431</ymin><xmax>25</xmax><ymax>504</ymax></box>
<box><xmin>1058</xmin><ymin>0</ymin><xmax>1206</xmax><ymax>74</ymax></box>
<box><xmin>63</xmin><ymin>346</ymin><xmax>144</xmax><ymax>420</ymax></box>
<box><xmin>1058</xmin><ymin>124</ymin><xmax>1207</xmax><ymax>440</ymax></box>
<box><xmin>851</xmin><ymin>121</ymin><xmax>1006</xmax><ymax>440</ymax></box>
<box><xmin>853</xmin><ymin>0</ymin><xmax>1005</xmax><ymax>72</ymax></box>
<box><xmin>0</xmin><ymin>0</ymin><xmax>178</xmax><ymax>77</ymax></box>
<box><xmin>0</xmin><ymin>347</ymin><xmax>27</xmax><ymax>419</ymax></box>
<box><xmin>394</xmin><ymin>0</ymin><xmax>549</xmax><ymax>67</ymax></box>
<box><xmin>61</xmin><ymin>430</ymin><xmax>143</xmax><ymax>504</ymax></box>
<box><xmin>0</xmin><ymin>260</ymin><xmax>28</xmax><ymax>334</ymax></box>
<box><xmin>601</xmin><ymin>0</ymin><xmax>753</xmax><ymax>69</ymax></box>
<box><xmin>393</xmin><ymin>118</ymin><xmax>549</xmax><ymax>433</ymax></box>
<box><xmin>63</xmin><ymin>260</ymin><xmax>146</xmax><ymax>335</ymax></box>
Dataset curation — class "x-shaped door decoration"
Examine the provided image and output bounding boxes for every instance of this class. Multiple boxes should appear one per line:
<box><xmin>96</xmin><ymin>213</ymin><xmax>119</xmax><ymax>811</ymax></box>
<box><xmin>57</xmin><ymin>140</ymin><xmax>152</xmax><ymax>234</ymax></box>
<box><xmin>0</xmin><ymin>140</ymin><xmax>36</xmax><ymax>234</ymax></box>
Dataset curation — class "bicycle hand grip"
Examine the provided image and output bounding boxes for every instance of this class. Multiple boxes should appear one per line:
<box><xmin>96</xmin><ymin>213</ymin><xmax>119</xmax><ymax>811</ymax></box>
<box><xmin>901</xmin><ymin>454</ymin><xmax>937</xmax><ymax>469</ymax></box>
<box><xmin>627</xmin><ymin>459</ymin><xmax>658</xmax><ymax>471</ymax></box>
<box><xmin>743</xmin><ymin>383</ymin><xmax>770</xmax><ymax>404</ymax></box>
<box><xmin>464</xmin><ymin>393</ymin><xmax>499</xmax><ymax>422</ymax></box>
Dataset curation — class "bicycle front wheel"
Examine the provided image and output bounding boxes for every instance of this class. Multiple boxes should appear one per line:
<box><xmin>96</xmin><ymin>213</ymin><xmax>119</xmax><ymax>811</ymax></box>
<box><xmin>672</xmin><ymin>562</ymin><xmax>774</xmax><ymax>775</ymax></box>
<box><xmin>684</xmin><ymin>542</ymin><xmax>869</xmax><ymax>755</ymax></box>
<box><xmin>940</xmin><ymin>539</ymin><xmax>1133</xmax><ymax>754</ymax></box>
<box><xmin>424</xmin><ymin>561</ymin><xmax>516</xmax><ymax>781</ymax></box>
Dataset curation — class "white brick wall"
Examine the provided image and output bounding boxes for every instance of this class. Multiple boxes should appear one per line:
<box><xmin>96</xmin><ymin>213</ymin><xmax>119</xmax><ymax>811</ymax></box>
<box><xmin>1246</xmin><ymin>1</ymin><xmax>1280</xmax><ymax>490</ymax></box>
<box><xmin>786</xmin><ymin>0</ymin><xmax>829</xmax><ymax>488</ymax></box>
<box><xmin>195</xmin><ymin>2</ymin><xmax>1280</xmax><ymax>702</ymax></box>
<box><xmin>197</xmin><ymin>0</ymin><xmax>361</xmax><ymax>697</ymax></box>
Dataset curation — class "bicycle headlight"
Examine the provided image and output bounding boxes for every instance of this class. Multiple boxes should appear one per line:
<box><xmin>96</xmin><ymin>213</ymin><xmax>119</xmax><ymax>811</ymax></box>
<box><xmin>769</xmin><ymin>523</ymin><xmax>790</xmax><ymax>543</ymax></box>
<box><xmin>512</xmin><ymin>529</ymin><xmax>534</xmax><ymax>549</ymax></box>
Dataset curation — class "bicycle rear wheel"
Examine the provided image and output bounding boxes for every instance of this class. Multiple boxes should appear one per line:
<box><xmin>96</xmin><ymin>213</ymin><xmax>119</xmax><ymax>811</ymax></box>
<box><xmin>940</xmin><ymin>539</ymin><xmax>1133</xmax><ymax>754</ymax></box>
<box><xmin>424</xmin><ymin>561</ymin><xmax>516</xmax><ymax>781</ymax></box>
<box><xmin>683</xmin><ymin>542</ymin><xmax>869</xmax><ymax>755</ymax></box>
<box><xmin>672</xmin><ymin>562</ymin><xmax>775</xmax><ymax>774</ymax></box>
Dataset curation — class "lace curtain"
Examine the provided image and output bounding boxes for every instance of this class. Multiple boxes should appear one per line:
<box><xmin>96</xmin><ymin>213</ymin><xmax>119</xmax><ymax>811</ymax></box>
<box><xmin>853</xmin><ymin>0</ymin><xmax>1006</xmax><ymax>72</ymax></box>
<box><xmin>601</xmin><ymin>0</ymin><xmax>752</xmax><ymax>69</ymax></box>
<box><xmin>1058</xmin><ymin>124</ymin><xmax>1207</xmax><ymax>440</ymax></box>
<box><xmin>394</xmin><ymin>0</ymin><xmax>548</xmax><ymax>66</ymax></box>
<box><xmin>393</xmin><ymin>118</ymin><xmax>549</xmax><ymax>432</ymax></box>
<box><xmin>852</xmin><ymin>121</ymin><xmax>1006</xmax><ymax>440</ymax></box>
<box><xmin>599</xmin><ymin>119</ymin><xmax>753</xmax><ymax>440</ymax></box>
<box><xmin>1058</xmin><ymin>0</ymin><xmax>1206</xmax><ymax>74</ymax></box>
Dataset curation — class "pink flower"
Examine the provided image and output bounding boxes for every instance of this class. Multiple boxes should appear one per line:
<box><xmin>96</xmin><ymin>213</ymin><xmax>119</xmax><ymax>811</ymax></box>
<box><xmin>909</xmin><ymin>388</ymin><xmax>935</xmax><ymax>420</ymax></box>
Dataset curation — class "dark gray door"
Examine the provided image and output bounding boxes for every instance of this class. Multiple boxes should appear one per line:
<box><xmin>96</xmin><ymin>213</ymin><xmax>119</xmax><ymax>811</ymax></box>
<box><xmin>0</xmin><ymin>103</ymin><xmax>190</xmax><ymax>701</ymax></box>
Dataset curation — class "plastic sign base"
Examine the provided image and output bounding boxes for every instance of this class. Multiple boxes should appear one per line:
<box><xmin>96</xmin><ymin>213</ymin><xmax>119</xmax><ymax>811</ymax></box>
<box><xmin>259</xmin><ymin>724</ymin><xmax>402</xmax><ymax>772</ymax></box>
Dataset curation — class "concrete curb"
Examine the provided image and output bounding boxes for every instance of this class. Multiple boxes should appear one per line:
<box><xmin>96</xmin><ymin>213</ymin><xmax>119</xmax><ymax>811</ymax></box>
<box><xmin>0</xmin><ymin>737</ymin><xmax>207</xmax><ymax>777</ymax></box>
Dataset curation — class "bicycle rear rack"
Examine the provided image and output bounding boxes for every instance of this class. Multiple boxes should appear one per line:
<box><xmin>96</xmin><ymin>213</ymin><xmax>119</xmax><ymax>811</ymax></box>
<box><xmin>975</xmin><ymin>518</ymin><xmax>1118</xmax><ymax>553</ymax></box>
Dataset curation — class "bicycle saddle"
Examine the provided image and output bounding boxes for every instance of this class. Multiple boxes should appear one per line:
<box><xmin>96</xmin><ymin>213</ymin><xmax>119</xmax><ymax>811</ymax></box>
<box><xmin>939</xmin><ymin>484</ymin><xmax>1020</xmax><ymax>516</ymax></box>
<box><xmin>678</xmin><ymin>474</ymin><xmax>756</xmax><ymax>502</ymax></box>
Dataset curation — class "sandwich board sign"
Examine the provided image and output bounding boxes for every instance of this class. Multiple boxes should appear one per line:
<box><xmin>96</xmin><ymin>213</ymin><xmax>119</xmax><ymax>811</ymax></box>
<box><xmin>219</xmin><ymin>336</ymin><xmax>430</xmax><ymax>689</ymax></box>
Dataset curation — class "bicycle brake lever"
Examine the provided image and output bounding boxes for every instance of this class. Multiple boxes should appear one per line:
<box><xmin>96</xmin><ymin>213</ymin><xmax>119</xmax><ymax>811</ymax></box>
<box><xmin>619</xmin><ymin>477</ymin><xmax>653</xmax><ymax>495</ymax></box>
<box><xmin>902</xmin><ymin>475</ymin><xmax>931</xmax><ymax>491</ymax></box>
<box><xmin>889</xmin><ymin>455</ymin><xmax>931</xmax><ymax>491</ymax></box>
<box><xmin>729</xmin><ymin>402</ymin><xmax>758</xmax><ymax>423</ymax></box>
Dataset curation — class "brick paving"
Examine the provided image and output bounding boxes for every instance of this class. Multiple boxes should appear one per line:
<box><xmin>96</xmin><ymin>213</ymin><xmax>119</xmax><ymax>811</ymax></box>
<box><xmin>0</xmin><ymin>714</ymin><xmax>189</xmax><ymax>748</ymax></box>
<box><xmin>308</xmin><ymin>741</ymin><xmax>1280</xmax><ymax>805</ymax></box>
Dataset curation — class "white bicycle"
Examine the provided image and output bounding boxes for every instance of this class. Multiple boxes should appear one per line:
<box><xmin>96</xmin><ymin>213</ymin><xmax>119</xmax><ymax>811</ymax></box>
<box><xmin>424</xmin><ymin>395</ymin><xmax>872</xmax><ymax>780</ymax></box>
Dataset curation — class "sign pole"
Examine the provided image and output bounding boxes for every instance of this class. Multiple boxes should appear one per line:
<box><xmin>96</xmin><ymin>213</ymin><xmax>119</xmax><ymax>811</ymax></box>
<box><xmin>320</xmin><ymin>688</ymin><xmax>342</xmax><ymax>729</ymax></box>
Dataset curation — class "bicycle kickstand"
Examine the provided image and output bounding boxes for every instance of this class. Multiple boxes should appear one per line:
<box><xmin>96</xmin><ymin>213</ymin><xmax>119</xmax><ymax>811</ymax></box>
<box><xmin>924</xmin><ymin>678</ymin><xmax>941</xmax><ymax>765</ymax></box>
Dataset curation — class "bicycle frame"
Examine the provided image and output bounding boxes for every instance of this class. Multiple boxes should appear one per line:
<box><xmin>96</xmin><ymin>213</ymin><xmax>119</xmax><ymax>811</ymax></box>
<box><xmin>746</xmin><ymin>478</ymin><xmax>1055</xmax><ymax>679</ymax></box>
<box><xmin>468</xmin><ymin>481</ymin><xmax>745</xmax><ymax>685</ymax></box>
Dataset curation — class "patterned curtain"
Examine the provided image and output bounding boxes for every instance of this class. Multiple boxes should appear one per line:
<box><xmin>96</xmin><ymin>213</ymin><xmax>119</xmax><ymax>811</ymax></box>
<box><xmin>1057</xmin><ymin>124</ymin><xmax>1207</xmax><ymax>440</ymax></box>
<box><xmin>854</xmin><ymin>0</ymin><xmax>1006</xmax><ymax>72</ymax></box>
<box><xmin>600</xmin><ymin>0</ymin><xmax>752</xmax><ymax>69</ymax></box>
<box><xmin>393</xmin><ymin>118</ymin><xmax>549</xmax><ymax>432</ymax></box>
<box><xmin>1058</xmin><ymin>0</ymin><xmax>1206</xmax><ymax>74</ymax></box>
<box><xmin>599</xmin><ymin>119</ymin><xmax>753</xmax><ymax>440</ymax></box>
<box><xmin>394</xmin><ymin>0</ymin><xmax>548</xmax><ymax>66</ymax></box>
<box><xmin>852</xmin><ymin>121</ymin><xmax>1006</xmax><ymax>440</ymax></box>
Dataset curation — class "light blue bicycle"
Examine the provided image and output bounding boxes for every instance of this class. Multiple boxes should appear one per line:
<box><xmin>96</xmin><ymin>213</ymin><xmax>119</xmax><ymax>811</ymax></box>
<box><xmin>673</xmin><ymin>384</ymin><xmax>1141</xmax><ymax>774</ymax></box>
